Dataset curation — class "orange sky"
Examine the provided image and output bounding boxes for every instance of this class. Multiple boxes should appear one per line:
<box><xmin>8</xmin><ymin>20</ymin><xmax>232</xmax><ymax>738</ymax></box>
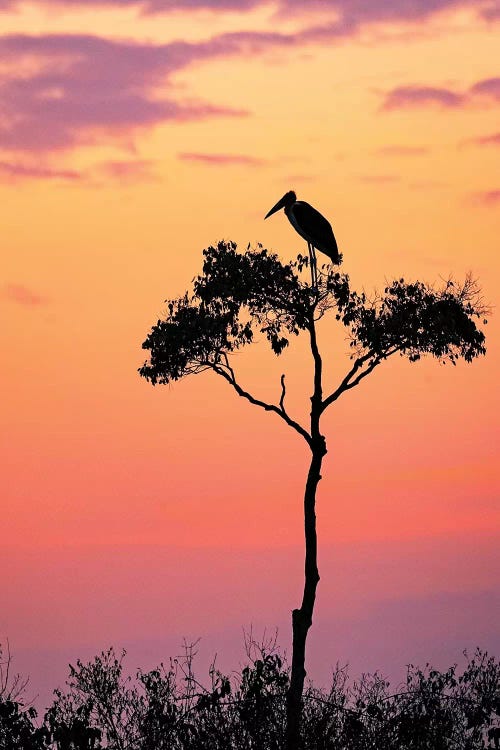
<box><xmin>1</xmin><ymin>0</ymin><xmax>499</xmax><ymax>707</ymax></box>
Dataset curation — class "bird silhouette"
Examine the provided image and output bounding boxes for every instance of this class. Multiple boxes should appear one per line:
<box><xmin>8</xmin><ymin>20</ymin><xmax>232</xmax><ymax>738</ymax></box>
<box><xmin>264</xmin><ymin>190</ymin><xmax>340</xmax><ymax>287</ymax></box>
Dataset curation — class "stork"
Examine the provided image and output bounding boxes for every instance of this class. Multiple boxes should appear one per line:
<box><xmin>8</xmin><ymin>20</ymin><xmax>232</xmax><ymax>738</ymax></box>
<box><xmin>264</xmin><ymin>190</ymin><xmax>339</xmax><ymax>287</ymax></box>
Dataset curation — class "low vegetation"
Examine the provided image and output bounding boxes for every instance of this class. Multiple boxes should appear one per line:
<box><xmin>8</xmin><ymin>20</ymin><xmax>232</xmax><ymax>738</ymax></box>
<box><xmin>1</xmin><ymin>640</ymin><xmax>499</xmax><ymax>749</ymax></box>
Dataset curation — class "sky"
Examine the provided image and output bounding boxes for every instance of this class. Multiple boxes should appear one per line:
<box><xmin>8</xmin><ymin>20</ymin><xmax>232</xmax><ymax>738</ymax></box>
<box><xmin>1</xmin><ymin>0</ymin><xmax>499</xmax><ymax>711</ymax></box>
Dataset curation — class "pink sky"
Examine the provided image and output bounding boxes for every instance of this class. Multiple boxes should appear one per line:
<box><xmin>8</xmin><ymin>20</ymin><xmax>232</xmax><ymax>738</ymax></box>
<box><xmin>0</xmin><ymin>0</ymin><xmax>499</xmax><ymax>709</ymax></box>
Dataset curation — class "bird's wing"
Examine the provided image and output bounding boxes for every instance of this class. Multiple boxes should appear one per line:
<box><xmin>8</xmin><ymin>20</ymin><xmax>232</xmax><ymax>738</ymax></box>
<box><xmin>291</xmin><ymin>201</ymin><xmax>338</xmax><ymax>258</ymax></box>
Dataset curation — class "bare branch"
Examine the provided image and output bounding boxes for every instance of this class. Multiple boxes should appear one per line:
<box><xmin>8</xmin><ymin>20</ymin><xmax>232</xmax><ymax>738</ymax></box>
<box><xmin>279</xmin><ymin>373</ymin><xmax>287</xmax><ymax>413</ymax></box>
<box><xmin>322</xmin><ymin>348</ymin><xmax>399</xmax><ymax>411</ymax></box>
<box><xmin>321</xmin><ymin>354</ymin><xmax>369</xmax><ymax>411</ymax></box>
<box><xmin>212</xmin><ymin>364</ymin><xmax>312</xmax><ymax>446</ymax></box>
<box><xmin>337</xmin><ymin>358</ymin><xmax>382</xmax><ymax>394</ymax></box>
<box><xmin>0</xmin><ymin>640</ymin><xmax>29</xmax><ymax>702</ymax></box>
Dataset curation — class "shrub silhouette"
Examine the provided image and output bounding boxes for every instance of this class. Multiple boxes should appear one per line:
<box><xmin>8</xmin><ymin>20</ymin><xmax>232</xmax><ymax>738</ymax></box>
<box><xmin>2</xmin><ymin>642</ymin><xmax>499</xmax><ymax>748</ymax></box>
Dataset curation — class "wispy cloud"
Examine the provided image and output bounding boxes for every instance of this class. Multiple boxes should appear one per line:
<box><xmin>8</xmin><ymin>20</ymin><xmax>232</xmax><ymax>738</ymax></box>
<box><xmin>460</xmin><ymin>131</ymin><xmax>500</xmax><ymax>147</ymax></box>
<box><xmin>3</xmin><ymin>283</ymin><xmax>47</xmax><ymax>306</ymax></box>
<box><xmin>1</xmin><ymin>0</ymin><xmax>498</xmax><ymax>27</ymax></box>
<box><xmin>97</xmin><ymin>159</ymin><xmax>159</xmax><ymax>181</ymax></box>
<box><xmin>0</xmin><ymin>160</ymin><xmax>82</xmax><ymax>181</ymax></box>
<box><xmin>381</xmin><ymin>76</ymin><xmax>500</xmax><ymax>111</ymax></box>
<box><xmin>381</xmin><ymin>85</ymin><xmax>465</xmax><ymax>111</ymax></box>
<box><xmin>0</xmin><ymin>157</ymin><xmax>160</xmax><ymax>184</ymax></box>
<box><xmin>178</xmin><ymin>152</ymin><xmax>266</xmax><ymax>166</ymax></box>
<box><xmin>471</xmin><ymin>189</ymin><xmax>500</xmax><ymax>206</ymax></box>
<box><xmin>469</xmin><ymin>77</ymin><xmax>500</xmax><ymax>101</ymax></box>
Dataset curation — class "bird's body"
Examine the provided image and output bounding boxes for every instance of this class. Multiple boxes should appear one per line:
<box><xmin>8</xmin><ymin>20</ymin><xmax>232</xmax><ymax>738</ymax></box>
<box><xmin>264</xmin><ymin>190</ymin><xmax>339</xmax><ymax>288</ymax></box>
<box><xmin>285</xmin><ymin>199</ymin><xmax>339</xmax><ymax>264</ymax></box>
<box><xmin>264</xmin><ymin>190</ymin><xmax>339</xmax><ymax>265</ymax></box>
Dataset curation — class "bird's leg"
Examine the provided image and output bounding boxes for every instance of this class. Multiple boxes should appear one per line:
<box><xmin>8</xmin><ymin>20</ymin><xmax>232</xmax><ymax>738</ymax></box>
<box><xmin>308</xmin><ymin>242</ymin><xmax>317</xmax><ymax>290</ymax></box>
<box><xmin>308</xmin><ymin>242</ymin><xmax>313</xmax><ymax>287</ymax></box>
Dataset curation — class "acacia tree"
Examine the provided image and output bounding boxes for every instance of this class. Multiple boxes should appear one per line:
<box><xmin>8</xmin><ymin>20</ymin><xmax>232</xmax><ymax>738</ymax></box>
<box><xmin>139</xmin><ymin>240</ymin><xmax>486</xmax><ymax>750</ymax></box>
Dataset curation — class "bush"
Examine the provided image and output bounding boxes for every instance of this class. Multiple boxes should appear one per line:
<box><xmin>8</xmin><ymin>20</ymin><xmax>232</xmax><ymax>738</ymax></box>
<box><xmin>1</xmin><ymin>641</ymin><xmax>499</xmax><ymax>749</ymax></box>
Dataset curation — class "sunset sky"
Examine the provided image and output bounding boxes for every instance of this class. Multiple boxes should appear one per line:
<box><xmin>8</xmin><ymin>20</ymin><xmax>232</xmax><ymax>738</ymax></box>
<box><xmin>1</xmin><ymin>0</ymin><xmax>499</xmax><ymax>708</ymax></box>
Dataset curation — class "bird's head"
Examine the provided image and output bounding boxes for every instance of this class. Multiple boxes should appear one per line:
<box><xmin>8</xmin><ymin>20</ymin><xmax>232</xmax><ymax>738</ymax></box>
<box><xmin>264</xmin><ymin>190</ymin><xmax>296</xmax><ymax>219</ymax></box>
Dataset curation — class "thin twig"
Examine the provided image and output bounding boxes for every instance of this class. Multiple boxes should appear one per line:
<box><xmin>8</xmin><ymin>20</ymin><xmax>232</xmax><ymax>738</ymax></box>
<box><xmin>279</xmin><ymin>374</ymin><xmax>286</xmax><ymax>413</ymax></box>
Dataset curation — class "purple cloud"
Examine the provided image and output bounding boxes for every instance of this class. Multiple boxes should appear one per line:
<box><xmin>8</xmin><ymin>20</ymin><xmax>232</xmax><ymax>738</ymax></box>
<box><xmin>0</xmin><ymin>23</ymin><xmax>497</xmax><ymax>156</ymax></box>
<box><xmin>1</xmin><ymin>0</ymin><xmax>498</xmax><ymax>26</ymax></box>
<box><xmin>469</xmin><ymin>76</ymin><xmax>500</xmax><ymax>101</ymax></box>
<box><xmin>4</xmin><ymin>283</ymin><xmax>47</xmax><ymax>306</ymax></box>
<box><xmin>382</xmin><ymin>75</ymin><xmax>500</xmax><ymax>112</ymax></box>
<box><xmin>178</xmin><ymin>152</ymin><xmax>266</xmax><ymax>166</ymax></box>
<box><xmin>0</xmin><ymin>24</ymin><xmax>365</xmax><ymax>156</ymax></box>
<box><xmin>0</xmin><ymin>34</ymin><xmax>249</xmax><ymax>153</ymax></box>
<box><xmin>0</xmin><ymin>160</ymin><xmax>82</xmax><ymax>181</ymax></box>
<box><xmin>381</xmin><ymin>85</ymin><xmax>465</xmax><ymax>111</ymax></box>
<box><xmin>480</xmin><ymin>1</ymin><xmax>500</xmax><ymax>19</ymax></box>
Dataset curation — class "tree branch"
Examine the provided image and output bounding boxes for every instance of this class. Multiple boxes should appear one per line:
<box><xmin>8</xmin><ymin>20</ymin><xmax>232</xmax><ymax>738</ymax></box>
<box><xmin>279</xmin><ymin>373</ymin><xmax>287</xmax><ymax>413</ymax></box>
<box><xmin>322</xmin><ymin>348</ymin><xmax>399</xmax><ymax>411</ymax></box>
<box><xmin>212</xmin><ymin>364</ymin><xmax>312</xmax><ymax>446</ymax></box>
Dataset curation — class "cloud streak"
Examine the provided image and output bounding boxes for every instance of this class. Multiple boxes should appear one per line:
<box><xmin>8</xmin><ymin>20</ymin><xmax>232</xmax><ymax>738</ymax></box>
<box><xmin>382</xmin><ymin>85</ymin><xmax>465</xmax><ymax>111</ymax></box>
<box><xmin>97</xmin><ymin>159</ymin><xmax>159</xmax><ymax>181</ymax></box>
<box><xmin>381</xmin><ymin>76</ymin><xmax>500</xmax><ymax>111</ymax></box>
<box><xmin>0</xmin><ymin>160</ymin><xmax>82</xmax><ymax>181</ymax></box>
<box><xmin>472</xmin><ymin>189</ymin><xmax>500</xmax><ymax>206</ymax></box>
<box><xmin>469</xmin><ymin>77</ymin><xmax>500</xmax><ymax>100</ymax></box>
<box><xmin>3</xmin><ymin>283</ymin><xmax>47</xmax><ymax>306</ymax></box>
<box><xmin>461</xmin><ymin>131</ymin><xmax>500</xmax><ymax>147</ymax></box>
<box><xmin>0</xmin><ymin>156</ymin><xmax>164</xmax><ymax>184</ymax></box>
<box><xmin>178</xmin><ymin>152</ymin><xmax>266</xmax><ymax>166</ymax></box>
<box><xmin>1</xmin><ymin>0</ymin><xmax>498</xmax><ymax>25</ymax></box>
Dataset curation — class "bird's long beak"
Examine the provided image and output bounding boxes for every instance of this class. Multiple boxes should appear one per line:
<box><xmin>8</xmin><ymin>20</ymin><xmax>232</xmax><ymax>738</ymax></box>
<box><xmin>264</xmin><ymin>194</ymin><xmax>287</xmax><ymax>219</ymax></box>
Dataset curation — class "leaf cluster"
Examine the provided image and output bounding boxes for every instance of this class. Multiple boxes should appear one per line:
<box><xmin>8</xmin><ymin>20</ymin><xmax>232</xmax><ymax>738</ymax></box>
<box><xmin>345</xmin><ymin>276</ymin><xmax>487</xmax><ymax>365</ymax></box>
<box><xmin>139</xmin><ymin>241</ymin><xmax>312</xmax><ymax>385</ymax></box>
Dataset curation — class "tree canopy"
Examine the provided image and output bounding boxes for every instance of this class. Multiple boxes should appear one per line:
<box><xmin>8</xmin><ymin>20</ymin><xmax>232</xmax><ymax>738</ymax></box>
<box><xmin>139</xmin><ymin>240</ymin><xmax>486</xmax><ymax>392</ymax></box>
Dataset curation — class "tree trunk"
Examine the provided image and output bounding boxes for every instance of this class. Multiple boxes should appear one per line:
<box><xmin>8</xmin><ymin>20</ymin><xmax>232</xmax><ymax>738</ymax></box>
<box><xmin>286</xmin><ymin>437</ymin><xmax>326</xmax><ymax>750</ymax></box>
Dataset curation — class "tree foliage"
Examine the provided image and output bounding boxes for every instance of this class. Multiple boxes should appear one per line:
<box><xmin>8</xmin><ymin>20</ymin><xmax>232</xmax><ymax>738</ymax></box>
<box><xmin>139</xmin><ymin>240</ymin><xmax>486</xmax><ymax>391</ymax></box>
